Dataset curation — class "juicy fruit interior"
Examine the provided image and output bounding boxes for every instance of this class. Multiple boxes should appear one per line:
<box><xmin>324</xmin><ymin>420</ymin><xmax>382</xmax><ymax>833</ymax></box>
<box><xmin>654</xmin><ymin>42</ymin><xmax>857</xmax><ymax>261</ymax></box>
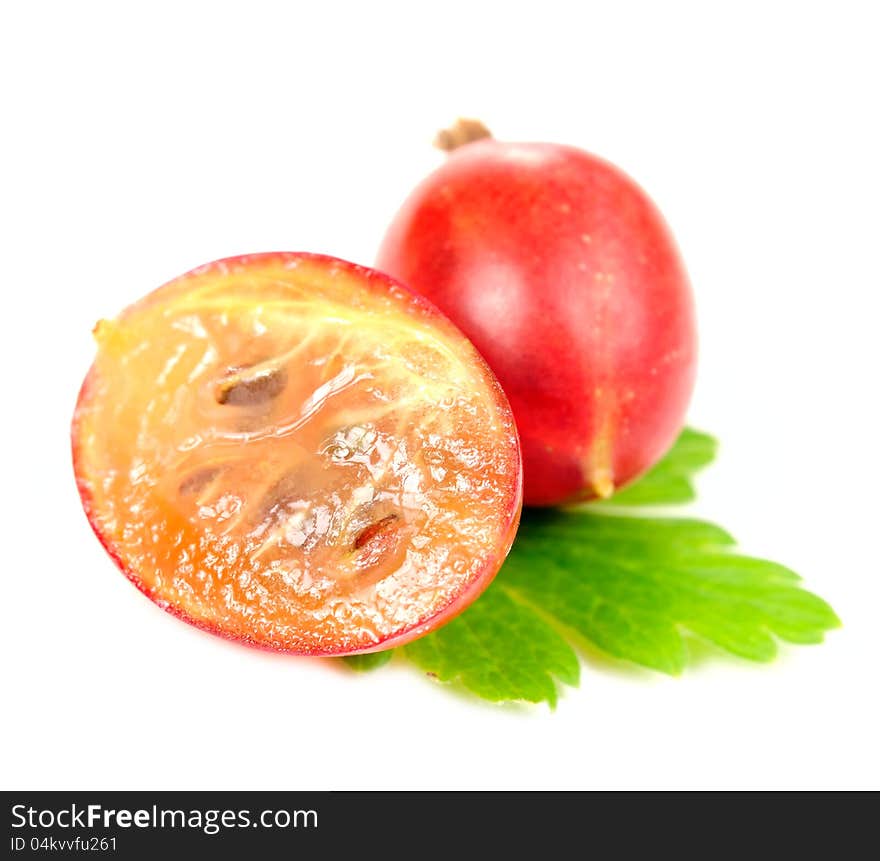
<box><xmin>73</xmin><ymin>256</ymin><xmax>520</xmax><ymax>654</ymax></box>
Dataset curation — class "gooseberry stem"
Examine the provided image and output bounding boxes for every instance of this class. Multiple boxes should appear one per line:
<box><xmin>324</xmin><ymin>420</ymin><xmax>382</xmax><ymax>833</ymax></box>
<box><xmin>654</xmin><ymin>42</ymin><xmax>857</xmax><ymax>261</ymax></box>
<box><xmin>434</xmin><ymin>118</ymin><xmax>493</xmax><ymax>152</ymax></box>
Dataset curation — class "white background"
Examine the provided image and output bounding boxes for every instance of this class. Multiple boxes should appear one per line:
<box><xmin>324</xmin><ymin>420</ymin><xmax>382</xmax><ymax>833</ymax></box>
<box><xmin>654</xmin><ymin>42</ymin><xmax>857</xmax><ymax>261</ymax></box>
<box><xmin>2</xmin><ymin>1</ymin><xmax>878</xmax><ymax>790</ymax></box>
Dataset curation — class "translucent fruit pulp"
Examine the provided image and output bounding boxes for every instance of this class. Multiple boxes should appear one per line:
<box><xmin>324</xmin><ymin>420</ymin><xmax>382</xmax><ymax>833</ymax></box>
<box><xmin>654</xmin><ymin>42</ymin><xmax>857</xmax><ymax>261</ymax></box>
<box><xmin>73</xmin><ymin>254</ymin><xmax>522</xmax><ymax>655</ymax></box>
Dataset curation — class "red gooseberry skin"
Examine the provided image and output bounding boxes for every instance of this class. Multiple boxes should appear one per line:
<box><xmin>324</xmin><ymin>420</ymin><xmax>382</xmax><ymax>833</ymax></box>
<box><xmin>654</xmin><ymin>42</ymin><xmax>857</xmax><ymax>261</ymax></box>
<box><xmin>377</xmin><ymin>138</ymin><xmax>697</xmax><ymax>505</ymax></box>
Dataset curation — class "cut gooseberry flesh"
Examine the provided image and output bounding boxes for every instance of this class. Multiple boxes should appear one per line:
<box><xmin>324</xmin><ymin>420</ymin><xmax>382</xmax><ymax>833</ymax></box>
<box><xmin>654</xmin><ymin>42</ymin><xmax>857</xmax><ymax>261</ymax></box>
<box><xmin>72</xmin><ymin>253</ymin><xmax>522</xmax><ymax>655</ymax></box>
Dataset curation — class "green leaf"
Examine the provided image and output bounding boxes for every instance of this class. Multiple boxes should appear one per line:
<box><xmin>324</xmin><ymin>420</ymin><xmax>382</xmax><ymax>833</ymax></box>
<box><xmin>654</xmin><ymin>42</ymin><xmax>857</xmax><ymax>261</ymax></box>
<box><xmin>605</xmin><ymin>427</ymin><xmax>717</xmax><ymax>506</ymax></box>
<box><xmin>343</xmin><ymin>650</ymin><xmax>394</xmax><ymax>672</ymax></box>
<box><xmin>498</xmin><ymin>509</ymin><xmax>838</xmax><ymax>675</ymax></box>
<box><xmin>338</xmin><ymin>427</ymin><xmax>840</xmax><ymax>705</ymax></box>
<box><xmin>404</xmin><ymin>581</ymin><xmax>579</xmax><ymax>706</ymax></box>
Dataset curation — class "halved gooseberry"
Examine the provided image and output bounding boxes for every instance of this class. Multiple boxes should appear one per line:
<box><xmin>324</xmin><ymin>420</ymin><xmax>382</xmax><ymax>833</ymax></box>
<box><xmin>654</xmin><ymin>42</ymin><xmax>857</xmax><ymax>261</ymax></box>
<box><xmin>72</xmin><ymin>253</ymin><xmax>522</xmax><ymax>655</ymax></box>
